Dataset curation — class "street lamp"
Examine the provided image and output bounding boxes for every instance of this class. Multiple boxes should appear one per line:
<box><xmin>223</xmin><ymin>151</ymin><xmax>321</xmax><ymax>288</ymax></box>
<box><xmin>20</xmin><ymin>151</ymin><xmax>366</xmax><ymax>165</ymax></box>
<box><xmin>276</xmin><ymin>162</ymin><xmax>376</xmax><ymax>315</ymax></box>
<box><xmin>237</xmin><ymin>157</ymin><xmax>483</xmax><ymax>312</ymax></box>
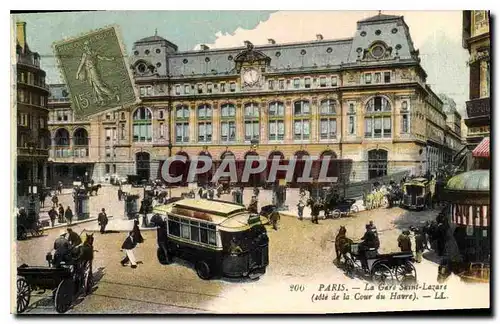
<box><xmin>27</xmin><ymin>142</ymin><xmax>38</xmax><ymax>219</ymax></box>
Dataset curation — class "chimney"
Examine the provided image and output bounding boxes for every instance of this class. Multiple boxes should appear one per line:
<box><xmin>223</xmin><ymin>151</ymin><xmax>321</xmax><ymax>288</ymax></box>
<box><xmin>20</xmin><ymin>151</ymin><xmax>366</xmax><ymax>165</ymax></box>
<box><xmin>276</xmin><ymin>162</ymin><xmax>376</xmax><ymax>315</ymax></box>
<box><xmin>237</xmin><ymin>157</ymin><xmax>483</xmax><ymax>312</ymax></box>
<box><xmin>200</xmin><ymin>44</ymin><xmax>209</xmax><ymax>51</ymax></box>
<box><xmin>316</xmin><ymin>34</ymin><xmax>324</xmax><ymax>41</ymax></box>
<box><xmin>268</xmin><ymin>38</ymin><xmax>276</xmax><ymax>45</ymax></box>
<box><xmin>16</xmin><ymin>21</ymin><xmax>27</xmax><ymax>52</ymax></box>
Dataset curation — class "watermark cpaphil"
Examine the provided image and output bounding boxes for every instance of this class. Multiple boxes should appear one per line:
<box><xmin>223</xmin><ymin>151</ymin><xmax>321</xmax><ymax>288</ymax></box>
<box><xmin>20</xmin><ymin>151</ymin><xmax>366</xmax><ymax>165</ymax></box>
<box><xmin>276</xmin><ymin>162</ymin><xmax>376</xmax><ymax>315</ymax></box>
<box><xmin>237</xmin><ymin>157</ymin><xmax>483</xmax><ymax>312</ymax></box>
<box><xmin>160</xmin><ymin>155</ymin><xmax>340</xmax><ymax>184</ymax></box>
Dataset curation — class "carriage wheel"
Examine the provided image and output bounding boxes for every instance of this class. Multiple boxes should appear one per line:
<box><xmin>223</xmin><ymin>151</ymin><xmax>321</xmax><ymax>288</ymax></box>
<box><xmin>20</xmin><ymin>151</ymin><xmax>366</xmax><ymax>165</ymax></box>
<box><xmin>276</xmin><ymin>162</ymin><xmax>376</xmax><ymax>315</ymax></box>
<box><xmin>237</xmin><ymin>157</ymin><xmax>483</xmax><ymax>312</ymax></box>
<box><xmin>17</xmin><ymin>225</ymin><xmax>27</xmax><ymax>241</ymax></box>
<box><xmin>332</xmin><ymin>209</ymin><xmax>341</xmax><ymax>219</ymax></box>
<box><xmin>16</xmin><ymin>278</ymin><xmax>30</xmax><ymax>313</ymax></box>
<box><xmin>83</xmin><ymin>261</ymin><xmax>94</xmax><ymax>295</ymax></box>
<box><xmin>350</xmin><ymin>205</ymin><xmax>359</xmax><ymax>214</ymax></box>
<box><xmin>371</xmin><ymin>263</ymin><xmax>394</xmax><ymax>284</ymax></box>
<box><xmin>394</xmin><ymin>261</ymin><xmax>417</xmax><ymax>283</ymax></box>
<box><xmin>54</xmin><ymin>279</ymin><xmax>74</xmax><ymax>313</ymax></box>
<box><xmin>344</xmin><ymin>257</ymin><xmax>355</xmax><ymax>276</ymax></box>
<box><xmin>195</xmin><ymin>261</ymin><xmax>212</xmax><ymax>280</ymax></box>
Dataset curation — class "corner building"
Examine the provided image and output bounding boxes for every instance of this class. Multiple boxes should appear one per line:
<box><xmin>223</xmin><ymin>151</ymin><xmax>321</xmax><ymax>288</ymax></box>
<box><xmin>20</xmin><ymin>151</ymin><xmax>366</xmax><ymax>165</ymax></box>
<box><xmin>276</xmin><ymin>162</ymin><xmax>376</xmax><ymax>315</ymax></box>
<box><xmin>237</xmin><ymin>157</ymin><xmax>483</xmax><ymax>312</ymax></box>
<box><xmin>48</xmin><ymin>14</ymin><xmax>454</xmax><ymax>185</ymax></box>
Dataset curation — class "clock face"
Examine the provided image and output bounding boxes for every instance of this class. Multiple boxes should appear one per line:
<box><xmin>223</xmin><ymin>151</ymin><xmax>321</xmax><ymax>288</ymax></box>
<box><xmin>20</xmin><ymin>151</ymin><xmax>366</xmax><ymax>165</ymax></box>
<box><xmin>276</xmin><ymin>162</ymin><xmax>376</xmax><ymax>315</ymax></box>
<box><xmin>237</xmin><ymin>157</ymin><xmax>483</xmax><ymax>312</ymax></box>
<box><xmin>243</xmin><ymin>68</ymin><xmax>259</xmax><ymax>85</ymax></box>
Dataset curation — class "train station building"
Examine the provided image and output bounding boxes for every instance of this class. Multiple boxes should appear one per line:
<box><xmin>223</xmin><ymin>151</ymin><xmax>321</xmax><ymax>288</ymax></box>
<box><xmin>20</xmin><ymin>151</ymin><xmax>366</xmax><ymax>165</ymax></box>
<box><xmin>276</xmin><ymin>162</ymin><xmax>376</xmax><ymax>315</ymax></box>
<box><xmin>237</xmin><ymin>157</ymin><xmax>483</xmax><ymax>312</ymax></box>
<box><xmin>47</xmin><ymin>13</ymin><xmax>459</xmax><ymax>186</ymax></box>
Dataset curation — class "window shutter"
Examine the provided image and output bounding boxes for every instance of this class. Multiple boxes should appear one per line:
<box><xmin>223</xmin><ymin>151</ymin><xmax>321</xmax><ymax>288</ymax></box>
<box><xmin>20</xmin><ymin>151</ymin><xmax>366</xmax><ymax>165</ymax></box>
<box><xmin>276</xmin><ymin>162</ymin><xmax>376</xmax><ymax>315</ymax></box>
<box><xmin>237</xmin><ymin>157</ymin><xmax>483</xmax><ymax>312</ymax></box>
<box><xmin>469</xmin><ymin>60</ymin><xmax>481</xmax><ymax>99</ymax></box>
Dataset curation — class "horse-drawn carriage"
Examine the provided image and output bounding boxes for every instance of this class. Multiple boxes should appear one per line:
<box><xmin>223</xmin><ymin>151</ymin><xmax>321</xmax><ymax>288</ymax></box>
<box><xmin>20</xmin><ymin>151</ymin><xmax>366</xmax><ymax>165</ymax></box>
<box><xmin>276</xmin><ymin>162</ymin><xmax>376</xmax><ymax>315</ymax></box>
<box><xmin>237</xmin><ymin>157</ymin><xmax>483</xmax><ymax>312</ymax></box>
<box><xmin>335</xmin><ymin>227</ymin><xmax>416</xmax><ymax>284</ymax></box>
<box><xmin>17</xmin><ymin>211</ymin><xmax>44</xmax><ymax>241</ymax></box>
<box><xmin>344</xmin><ymin>243</ymin><xmax>416</xmax><ymax>283</ymax></box>
<box><xmin>16</xmin><ymin>233</ymin><xmax>95</xmax><ymax>314</ymax></box>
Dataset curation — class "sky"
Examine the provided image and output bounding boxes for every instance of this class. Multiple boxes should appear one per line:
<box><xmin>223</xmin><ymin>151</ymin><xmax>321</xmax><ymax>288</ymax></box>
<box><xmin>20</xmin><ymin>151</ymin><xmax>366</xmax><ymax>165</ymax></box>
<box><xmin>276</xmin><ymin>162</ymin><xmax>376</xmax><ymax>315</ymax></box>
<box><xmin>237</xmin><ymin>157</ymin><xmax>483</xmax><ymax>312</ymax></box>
<box><xmin>12</xmin><ymin>10</ymin><xmax>469</xmax><ymax>113</ymax></box>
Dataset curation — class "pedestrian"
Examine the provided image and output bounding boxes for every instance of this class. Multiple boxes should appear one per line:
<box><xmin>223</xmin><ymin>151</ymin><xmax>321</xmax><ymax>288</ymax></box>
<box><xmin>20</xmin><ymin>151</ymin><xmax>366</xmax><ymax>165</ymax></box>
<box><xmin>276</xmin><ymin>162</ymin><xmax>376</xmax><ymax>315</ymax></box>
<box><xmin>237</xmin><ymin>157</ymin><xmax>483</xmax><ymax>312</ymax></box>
<box><xmin>269</xmin><ymin>209</ymin><xmax>280</xmax><ymax>231</ymax></box>
<box><xmin>58</xmin><ymin>204</ymin><xmax>65</xmax><ymax>223</ymax></box>
<box><xmin>297</xmin><ymin>201</ymin><xmax>305</xmax><ymax>221</ymax></box>
<box><xmin>118</xmin><ymin>187</ymin><xmax>123</xmax><ymax>201</ymax></box>
<box><xmin>65</xmin><ymin>206</ymin><xmax>73</xmax><ymax>225</ymax></box>
<box><xmin>39</xmin><ymin>191</ymin><xmax>46</xmax><ymax>208</ymax></box>
<box><xmin>198</xmin><ymin>187</ymin><xmax>203</xmax><ymax>199</ymax></box>
<box><xmin>48</xmin><ymin>207</ymin><xmax>57</xmax><ymax>227</ymax></box>
<box><xmin>311</xmin><ymin>200</ymin><xmax>320</xmax><ymax>224</ymax></box>
<box><xmin>414</xmin><ymin>228</ymin><xmax>426</xmax><ymax>263</ymax></box>
<box><xmin>52</xmin><ymin>195</ymin><xmax>59</xmax><ymax>208</ymax></box>
<box><xmin>98</xmin><ymin>208</ymin><xmax>108</xmax><ymax>234</ymax></box>
<box><xmin>208</xmin><ymin>187</ymin><xmax>214</xmax><ymax>200</ymax></box>
<box><xmin>132</xmin><ymin>219</ymin><xmax>144</xmax><ymax>244</ymax></box>
<box><xmin>398</xmin><ymin>230</ymin><xmax>412</xmax><ymax>252</ymax></box>
<box><xmin>58</xmin><ymin>181</ymin><xmax>63</xmax><ymax>194</ymax></box>
<box><xmin>248</xmin><ymin>195</ymin><xmax>258</xmax><ymax>214</ymax></box>
<box><xmin>121</xmin><ymin>231</ymin><xmax>138</xmax><ymax>268</ymax></box>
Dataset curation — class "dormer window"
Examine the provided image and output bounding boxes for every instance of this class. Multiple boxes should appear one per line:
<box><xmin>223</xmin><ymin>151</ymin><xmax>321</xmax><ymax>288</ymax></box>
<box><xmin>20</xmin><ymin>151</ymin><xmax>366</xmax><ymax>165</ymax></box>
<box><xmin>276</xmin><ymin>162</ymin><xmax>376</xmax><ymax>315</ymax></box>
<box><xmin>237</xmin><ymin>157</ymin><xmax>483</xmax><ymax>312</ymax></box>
<box><xmin>207</xmin><ymin>83</ymin><xmax>213</xmax><ymax>93</ymax></box>
<box><xmin>184</xmin><ymin>84</ymin><xmax>190</xmax><ymax>94</ymax></box>
<box><xmin>319</xmin><ymin>77</ymin><xmax>327</xmax><ymax>87</ymax></box>
<box><xmin>293</xmin><ymin>78</ymin><xmax>300</xmax><ymax>89</ymax></box>
<box><xmin>331</xmin><ymin>76</ymin><xmax>337</xmax><ymax>87</ymax></box>
<box><xmin>305</xmin><ymin>78</ymin><xmax>311</xmax><ymax>88</ymax></box>
<box><xmin>365</xmin><ymin>73</ymin><xmax>372</xmax><ymax>84</ymax></box>
<box><xmin>384</xmin><ymin>72</ymin><xmax>391</xmax><ymax>83</ymax></box>
<box><xmin>175</xmin><ymin>85</ymin><xmax>181</xmax><ymax>95</ymax></box>
<box><xmin>197</xmin><ymin>84</ymin><xmax>203</xmax><ymax>94</ymax></box>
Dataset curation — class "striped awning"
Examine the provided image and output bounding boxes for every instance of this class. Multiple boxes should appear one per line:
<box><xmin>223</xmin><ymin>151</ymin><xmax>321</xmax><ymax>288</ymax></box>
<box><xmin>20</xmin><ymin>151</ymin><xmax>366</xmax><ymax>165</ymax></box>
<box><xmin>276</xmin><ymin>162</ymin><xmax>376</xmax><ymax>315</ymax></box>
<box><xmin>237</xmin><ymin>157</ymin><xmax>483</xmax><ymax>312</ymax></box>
<box><xmin>472</xmin><ymin>137</ymin><xmax>490</xmax><ymax>158</ymax></box>
<box><xmin>451</xmin><ymin>204</ymin><xmax>490</xmax><ymax>227</ymax></box>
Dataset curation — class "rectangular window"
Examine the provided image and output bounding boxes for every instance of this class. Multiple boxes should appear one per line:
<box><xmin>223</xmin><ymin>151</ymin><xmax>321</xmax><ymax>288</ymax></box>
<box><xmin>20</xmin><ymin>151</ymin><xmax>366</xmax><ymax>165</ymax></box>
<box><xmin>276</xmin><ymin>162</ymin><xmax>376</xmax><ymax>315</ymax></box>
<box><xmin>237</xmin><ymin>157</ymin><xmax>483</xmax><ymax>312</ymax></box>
<box><xmin>175</xmin><ymin>85</ymin><xmax>181</xmax><ymax>95</ymax></box>
<box><xmin>348</xmin><ymin>116</ymin><xmax>355</xmax><ymax>135</ymax></box>
<box><xmin>140</xmin><ymin>87</ymin><xmax>145</xmax><ymax>96</ymax></box>
<box><xmin>112</xmin><ymin>128</ymin><xmax>117</xmax><ymax>142</ymax></box>
<box><xmin>168</xmin><ymin>219</ymin><xmax>180</xmax><ymax>237</ymax></box>
<box><xmin>319</xmin><ymin>77</ymin><xmax>327</xmax><ymax>87</ymax></box>
<box><xmin>331</xmin><ymin>76</ymin><xmax>338</xmax><ymax>86</ymax></box>
<box><xmin>269</xmin><ymin>120</ymin><xmax>285</xmax><ymax>141</ymax></box>
<box><xmin>383</xmin><ymin>117</ymin><xmax>392</xmax><ymax>137</ymax></box>
<box><xmin>294</xmin><ymin>101</ymin><xmax>310</xmax><ymax>115</ymax></box>
<box><xmin>159</xmin><ymin>122</ymin><xmax>164</xmax><ymax>138</ymax></box>
<box><xmin>294</xmin><ymin>120</ymin><xmax>310</xmax><ymax>140</ymax></box>
<box><xmin>244</xmin><ymin>104</ymin><xmax>259</xmax><ymax>117</ymax></box>
<box><xmin>245</xmin><ymin>121</ymin><xmax>259</xmax><ymax>141</ymax></box>
<box><xmin>105</xmin><ymin>147</ymin><xmax>111</xmax><ymax>157</ymax></box>
<box><xmin>269</xmin><ymin>102</ymin><xmax>284</xmax><ymax>116</ymax></box>
<box><xmin>181</xmin><ymin>223</ymin><xmax>190</xmax><ymax>239</ymax></box>
<box><xmin>373</xmin><ymin>117</ymin><xmax>382</xmax><ymax>138</ymax></box>
<box><xmin>221</xmin><ymin>105</ymin><xmax>236</xmax><ymax>117</ymax></box>
<box><xmin>374</xmin><ymin>73</ymin><xmax>381</xmax><ymax>83</ymax></box>
<box><xmin>105</xmin><ymin>128</ymin><xmax>111</xmax><ymax>141</ymax></box>
<box><xmin>198</xmin><ymin>123</ymin><xmax>212</xmax><ymax>142</ymax></box>
<box><xmin>113</xmin><ymin>164</ymin><xmax>117</xmax><ymax>173</ymax></box>
<box><xmin>184</xmin><ymin>84</ymin><xmax>190</xmax><ymax>94</ymax></box>
<box><xmin>190</xmin><ymin>222</ymin><xmax>200</xmax><ymax>241</ymax></box>
<box><xmin>230</xmin><ymin>82</ymin><xmax>236</xmax><ymax>92</ymax></box>
<box><xmin>268</xmin><ymin>80</ymin><xmax>275</xmax><ymax>90</ymax></box>
<box><xmin>305</xmin><ymin>77</ymin><xmax>311</xmax><ymax>88</ymax></box>
<box><xmin>207</xmin><ymin>83</ymin><xmax>213</xmax><ymax>93</ymax></box>
<box><xmin>384</xmin><ymin>72</ymin><xmax>391</xmax><ymax>83</ymax></box>
<box><xmin>176</xmin><ymin>123</ymin><xmax>189</xmax><ymax>143</ymax></box>
<box><xmin>197</xmin><ymin>84</ymin><xmax>203</xmax><ymax>94</ymax></box>
<box><xmin>278</xmin><ymin>79</ymin><xmax>285</xmax><ymax>90</ymax></box>
<box><xmin>320</xmin><ymin>118</ymin><xmax>337</xmax><ymax>139</ymax></box>
<box><xmin>293</xmin><ymin>78</ymin><xmax>300</xmax><ymax>89</ymax></box>
<box><xmin>159</xmin><ymin>110</ymin><xmax>164</xmax><ymax>119</ymax></box>
<box><xmin>221</xmin><ymin>121</ymin><xmax>236</xmax><ymax>142</ymax></box>
<box><xmin>320</xmin><ymin>100</ymin><xmax>336</xmax><ymax>114</ymax></box>
<box><xmin>120</xmin><ymin>123</ymin><xmax>125</xmax><ymax>140</ymax></box>
<box><xmin>365</xmin><ymin>73</ymin><xmax>372</xmax><ymax>84</ymax></box>
<box><xmin>365</xmin><ymin>118</ymin><xmax>373</xmax><ymax>137</ymax></box>
<box><xmin>220</xmin><ymin>82</ymin><xmax>226</xmax><ymax>93</ymax></box>
<box><xmin>63</xmin><ymin>114</ymin><xmax>68</xmax><ymax>121</ymax></box>
<box><xmin>105</xmin><ymin>164</ymin><xmax>110</xmax><ymax>173</ymax></box>
<box><xmin>401</xmin><ymin>114</ymin><xmax>409</xmax><ymax>133</ymax></box>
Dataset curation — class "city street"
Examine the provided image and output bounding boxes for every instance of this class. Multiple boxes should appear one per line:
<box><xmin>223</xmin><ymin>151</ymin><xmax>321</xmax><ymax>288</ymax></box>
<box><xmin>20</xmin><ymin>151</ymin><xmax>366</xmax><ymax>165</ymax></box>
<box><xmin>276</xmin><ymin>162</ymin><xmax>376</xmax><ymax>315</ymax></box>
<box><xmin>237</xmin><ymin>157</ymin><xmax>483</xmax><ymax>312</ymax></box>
<box><xmin>15</xmin><ymin>185</ymin><xmax>489</xmax><ymax>314</ymax></box>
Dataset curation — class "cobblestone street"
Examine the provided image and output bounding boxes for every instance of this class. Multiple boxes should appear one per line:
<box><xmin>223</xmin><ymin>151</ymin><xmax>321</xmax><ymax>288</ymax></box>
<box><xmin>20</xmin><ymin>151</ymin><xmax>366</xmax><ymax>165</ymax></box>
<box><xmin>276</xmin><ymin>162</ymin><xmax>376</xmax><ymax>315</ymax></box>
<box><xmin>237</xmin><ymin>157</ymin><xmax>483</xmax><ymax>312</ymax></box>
<box><xmin>16</xmin><ymin>185</ymin><xmax>489</xmax><ymax>314</ymax></box>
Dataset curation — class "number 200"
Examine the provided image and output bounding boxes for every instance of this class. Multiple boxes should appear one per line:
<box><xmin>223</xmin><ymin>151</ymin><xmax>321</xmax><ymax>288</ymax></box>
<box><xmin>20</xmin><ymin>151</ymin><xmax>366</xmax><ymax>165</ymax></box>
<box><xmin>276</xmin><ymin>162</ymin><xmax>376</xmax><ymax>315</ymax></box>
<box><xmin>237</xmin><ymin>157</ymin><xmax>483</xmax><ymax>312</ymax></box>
<box><xmin>289</xmin><ymin>284</ymin><xmax>305</xmax><ymax>292</ymax></box>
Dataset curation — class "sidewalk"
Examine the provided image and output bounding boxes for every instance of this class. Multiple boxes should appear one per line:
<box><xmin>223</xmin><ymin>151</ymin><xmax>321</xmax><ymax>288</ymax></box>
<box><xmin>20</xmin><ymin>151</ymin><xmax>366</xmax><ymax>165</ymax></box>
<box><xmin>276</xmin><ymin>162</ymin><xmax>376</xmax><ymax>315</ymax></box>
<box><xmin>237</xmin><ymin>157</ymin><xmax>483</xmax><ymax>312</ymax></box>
<box><xmin>278</xmin><ymin>198</ymin><xmax>366</xmax><ymax>220</ymax></box>
<box><xmin>41</xmin><ymin>216</ymin><xmax>114</xmax><ymax>231</ymax></box>
<box><xmin>84</xmin><ymin>216</ymin><xmax>157</xmax><ymax>232</ymax></box>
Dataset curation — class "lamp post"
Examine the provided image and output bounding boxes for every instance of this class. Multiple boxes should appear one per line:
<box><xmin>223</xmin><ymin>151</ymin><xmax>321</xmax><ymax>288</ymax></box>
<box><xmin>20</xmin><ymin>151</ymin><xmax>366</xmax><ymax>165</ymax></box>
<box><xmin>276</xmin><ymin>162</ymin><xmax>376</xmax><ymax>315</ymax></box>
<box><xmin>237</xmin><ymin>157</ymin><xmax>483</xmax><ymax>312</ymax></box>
<box><xmin>27</xmin><ymin>142</ymin><xmax>38</xmax><ymax>220</ymax></box>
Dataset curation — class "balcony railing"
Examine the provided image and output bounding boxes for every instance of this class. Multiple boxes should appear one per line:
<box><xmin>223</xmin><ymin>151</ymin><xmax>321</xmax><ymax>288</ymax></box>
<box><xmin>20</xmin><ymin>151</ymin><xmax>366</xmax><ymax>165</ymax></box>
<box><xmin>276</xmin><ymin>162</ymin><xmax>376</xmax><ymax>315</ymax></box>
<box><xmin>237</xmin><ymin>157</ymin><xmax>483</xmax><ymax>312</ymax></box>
<box><xmin>466</xmin><ymin>97</ymin><xmax>490</xmax><ymax>118</ymax></box>
<box><xmin>17</xmin><ymin>147</ymin><xmax>49</xmax><ymax>157</ymax></box>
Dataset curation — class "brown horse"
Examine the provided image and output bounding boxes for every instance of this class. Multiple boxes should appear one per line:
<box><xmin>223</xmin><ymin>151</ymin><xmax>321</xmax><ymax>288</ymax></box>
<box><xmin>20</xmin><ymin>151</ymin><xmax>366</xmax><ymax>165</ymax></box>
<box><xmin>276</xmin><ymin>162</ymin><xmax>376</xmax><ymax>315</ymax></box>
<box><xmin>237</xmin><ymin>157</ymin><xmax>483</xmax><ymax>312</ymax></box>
<box><xmin>335</xmin><ymin>226</ymin><xmax>353</xmax><ymax>264</ymax></box>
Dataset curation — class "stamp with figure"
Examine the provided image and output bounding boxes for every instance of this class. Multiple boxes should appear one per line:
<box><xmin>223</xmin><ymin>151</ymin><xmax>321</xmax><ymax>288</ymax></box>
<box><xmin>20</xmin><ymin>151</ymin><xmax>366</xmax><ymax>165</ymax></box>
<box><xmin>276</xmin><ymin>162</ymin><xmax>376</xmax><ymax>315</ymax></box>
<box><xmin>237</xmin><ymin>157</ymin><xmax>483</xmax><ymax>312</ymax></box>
<box><xmin>53</xmin><ymin>26</ymin><xmax>137</xmax><ymax>119</ymax></box>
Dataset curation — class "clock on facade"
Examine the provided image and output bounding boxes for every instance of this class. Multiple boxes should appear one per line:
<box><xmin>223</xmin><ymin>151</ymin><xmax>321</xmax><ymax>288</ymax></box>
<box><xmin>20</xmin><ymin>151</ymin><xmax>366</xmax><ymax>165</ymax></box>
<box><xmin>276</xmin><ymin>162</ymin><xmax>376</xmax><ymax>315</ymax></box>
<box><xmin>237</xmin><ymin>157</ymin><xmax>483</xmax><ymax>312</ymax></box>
<box><xmin>243</xmin><ymin>68</ymin><xmax>260</xmax><ymax>86</ymax></box>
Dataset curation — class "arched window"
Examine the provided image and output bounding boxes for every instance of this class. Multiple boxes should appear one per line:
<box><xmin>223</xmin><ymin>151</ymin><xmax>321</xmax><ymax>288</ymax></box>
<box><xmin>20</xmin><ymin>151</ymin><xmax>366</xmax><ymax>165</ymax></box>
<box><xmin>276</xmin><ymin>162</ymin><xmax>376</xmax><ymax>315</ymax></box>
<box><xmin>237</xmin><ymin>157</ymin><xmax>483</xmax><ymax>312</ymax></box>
<box><xmin>244</xmin><ymin>103</ymin><xmax>259</xmax><ymax>141</ymax></box>
<box><xmin>132</xmin><ymin>107</ymin><xmax>152</xmax><ymax>142</ymax></box>
<box><xmin>54</xmin><ymin>128</ymin><xmax>70</xmax><ymax>146</ymax></box>
<box><xmin>73</xmin><ymin>128</ymin><xmax>89</xmax><ymax>146</ymax></box>
<box><xmin>220</xmin><ymin>103</ymin><xmax>236</xmax><ymax>142</ymax></box>
<box><xmin>365</xmin><ymin>96</ymin><xmax>391</xmax><ymax>138</ymax></box>
<box><xmin>368</xmin><ymin>149</ymin><xmax>388</xmax><ymax>179</ymax></box>
<box><xmin>293</xmin><ymin>100</ymin><xmax>310</xmax><ymax>140</ymax></box>
<box><xmin>175</xmin><ymin>105</ymin><xmax>189</xmax><ymax>143</ymax></box>
<box><xmin>319</xmin><ymin>99</ymin><xmax>337</xmax><ymax>140</ymax></box>
<box><xmin>198</xmin><ymin>104</ymin><xmax>212</xmax><ymax>142</ymax></box>
<box><xmin>268</xmin><ymin>101</ymin><xmax>284</xmax><ymax>141</ymax></box>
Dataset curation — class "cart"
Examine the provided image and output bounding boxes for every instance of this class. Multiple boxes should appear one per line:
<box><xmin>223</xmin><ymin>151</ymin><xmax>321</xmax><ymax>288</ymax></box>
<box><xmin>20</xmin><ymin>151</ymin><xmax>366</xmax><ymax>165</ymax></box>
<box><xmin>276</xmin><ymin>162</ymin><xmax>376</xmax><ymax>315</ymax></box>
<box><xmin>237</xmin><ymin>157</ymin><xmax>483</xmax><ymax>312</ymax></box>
<box><xmin>17</xmin><ymin>213</ymin><xmax>44</xmax><ymax>241</ymax></box>
<box><xmin>344</xmin><ymin>243</ymin><xmax>417</xmax><ymax>284</ymax></box>
<box><xmin>330</xmin><ymin>199</ymin><xmax>359</xmax><ymax>219</ymax></box>
<box><xmin>16</xmin><ymin>258</ymin><xmax>93</xmax><ymax>313</ymax></box>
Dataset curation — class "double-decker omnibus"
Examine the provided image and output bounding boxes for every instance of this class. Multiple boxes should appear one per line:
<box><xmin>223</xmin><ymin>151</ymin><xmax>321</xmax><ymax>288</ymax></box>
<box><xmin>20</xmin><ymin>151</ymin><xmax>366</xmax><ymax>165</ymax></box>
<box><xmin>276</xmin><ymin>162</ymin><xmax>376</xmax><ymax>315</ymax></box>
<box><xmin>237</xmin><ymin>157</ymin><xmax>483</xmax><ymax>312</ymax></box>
<box><xmin>153</xmin><ymin>199</ymin><xmax>269</xmax><ymax>280</ymax></box>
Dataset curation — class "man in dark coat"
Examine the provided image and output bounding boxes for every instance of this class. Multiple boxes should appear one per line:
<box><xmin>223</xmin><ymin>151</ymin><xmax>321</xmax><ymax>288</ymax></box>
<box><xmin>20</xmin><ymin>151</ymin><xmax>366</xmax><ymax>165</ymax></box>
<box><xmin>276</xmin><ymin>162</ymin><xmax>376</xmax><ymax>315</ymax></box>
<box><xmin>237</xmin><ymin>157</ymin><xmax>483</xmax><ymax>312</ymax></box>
<box><xmin>53</xmin><ymin>232</ymin><xmax>71</xmax><ymax>267</ymax></box>
<box><xmin>98</xmin><ymin>208</ymin><xmax>108</xmax><ymax>234</ymax></box>
<box><xmin>269</xmin><ymin>209</ymin><xmax>280</xmax><ymax>231</ymax></box>
<box><xmin>414</xmin><ymin>228</ymin><xmax>426</xmax><ymax>263</ymax></box>
<box><xmin>52</xmin><ymin>194</ymin><xmax>59</xmax><ymax>208</ymax></box>
<box><xmin>121</xmin><ymin>231</ymin><xmax>138</xmax><ymax>268</ymax></box>
<box><xmin>39</xmin><ymin>191</ymin><xmax>46</xmax><ymax>207</ymax></box>
<box><xmin>48</xmin><ymin>207</ymin><xmax>58</xmax><ymax>227</ymax></box>
<box><xmin>67</xmin><ymin>227</ymin><xmax>82</xmax><ymax>248</ymax></box>
<box><xmin>58</xmin><ymin>204</ymin><xmax>65</xmax><ymax>223</ymax></box>
<box><xmin>208</xmin><ymin>187</ymin><xmax>214</xmax><ymax>200</ymax></box>
<box><xmin>398</xmin><ymin>230</ymin><xmax>412</xmax><ymax>252</ymax></box>
<box><xmin>358</xmin><ymin>224</ymin><xmax>380</xmax><ymax>270</ymax></box>
<box><xmin>118</xmin><ymin>187</ymin><xmax>123</xmax><ymax>201</ymax></box>
<box><xmin>310</xmin><ymin>199</ymin><xmax>321</xmax><ymax>224</ymax></box>
<box><xmin>65</xmin><ymin>206</ymin><xmax>74</xmax><ymax>225</ymax></box>
<box><xmin>132</xmin><ymin>219</ymin><xmax>144</xmax><ymax>244</ymax></box>
<box><xmin>248</xmin><ymin>195</ymin><xmax>258</xmax><ymax>214</ymax></box>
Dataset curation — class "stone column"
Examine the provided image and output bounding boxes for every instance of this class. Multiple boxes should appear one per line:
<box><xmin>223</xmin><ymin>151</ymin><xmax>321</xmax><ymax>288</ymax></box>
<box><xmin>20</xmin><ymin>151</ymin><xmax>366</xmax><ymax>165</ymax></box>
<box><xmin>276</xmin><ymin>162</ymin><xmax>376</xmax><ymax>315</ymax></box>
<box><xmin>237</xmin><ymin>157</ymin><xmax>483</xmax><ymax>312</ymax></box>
<box><xmin>310</xmin><ymin>98</ymin><xmax>318</xmax><ymax>142</ymax></box>
<box><xmin>236</xmin><ymin>101</ymin><xmax>243</xmax><ymax>143</ymax></box>
<box><xmin>212</xmin><ymin>102</ymin><xmax>220</xmax><ymax>145</ymax></box>
<box><xmin>284</xmin><ymin>100</ymin><xmax>293</xmax><ymax>144</ymax></box>
<box><xmin>189</xmin><ymin>104</ymin><xmax>197</xmax><ymax>144</ymax></box>
<box><xmin>260</xmin><ymin>101</ymin><xmax>268</xmax><ymax>143</ymax></box>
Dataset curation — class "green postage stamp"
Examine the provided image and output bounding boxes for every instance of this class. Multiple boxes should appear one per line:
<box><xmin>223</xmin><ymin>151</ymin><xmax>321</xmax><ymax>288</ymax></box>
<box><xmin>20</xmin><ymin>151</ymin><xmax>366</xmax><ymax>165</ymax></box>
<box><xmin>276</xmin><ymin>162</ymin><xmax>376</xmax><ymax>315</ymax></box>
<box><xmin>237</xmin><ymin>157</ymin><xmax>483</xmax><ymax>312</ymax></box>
<box><xmin>53</xmin><ymin>26</ymin><xmax>137</xmax><ymax>119</ymax></box>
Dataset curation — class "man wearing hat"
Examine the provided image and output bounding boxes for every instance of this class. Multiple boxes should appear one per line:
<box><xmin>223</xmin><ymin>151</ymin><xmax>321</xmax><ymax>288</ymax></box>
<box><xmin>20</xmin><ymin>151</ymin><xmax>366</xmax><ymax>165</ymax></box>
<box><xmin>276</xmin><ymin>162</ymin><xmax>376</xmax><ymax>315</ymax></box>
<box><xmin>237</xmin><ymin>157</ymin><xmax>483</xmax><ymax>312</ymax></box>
<box><xmin>53</xmin><ymin>231</ymin><xmax>71</xmax><ymax>267</ymax></box>
<box><xmin>98</xmin><ymin>208</ymin><xmax>109</xmax><ymax>234</ymax></box>
<box><xmin>67</xmin><ymin>227</ymin><xmax>82</xmax><ymax>248</ymax></box>
<box><xmin>398</xmin><ymin>230</ymin><xmax>412</xmax><ymax>252</ymax></box>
